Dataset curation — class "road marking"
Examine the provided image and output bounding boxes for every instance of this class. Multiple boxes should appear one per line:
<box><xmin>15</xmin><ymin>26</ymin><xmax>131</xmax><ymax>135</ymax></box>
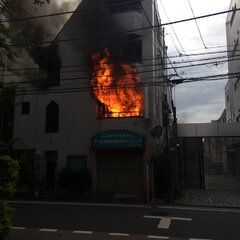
<box><xmin>148</xmin><ymin>236</ymin><xmax>169</xmax><ymax>239</ymax></box>
<box><xmin>73</xmin><ymin>230</ymin><xmax>93</xmax><ymax>234</ymax></box>
<box><xmin>39</xmin><ymin>228</ymin><xmax>58</xmax><ymax>232</ymax></box>
<box><xmin>190</xmin><ymin>238</ymin><xmax>212</xmax><ymax>240</ymax></box>
<box><xmin>109</xmin><ymin>233</ymin><xmax>130</xmax><ymax>236</ymax></box>
<box><xmin>144</xmin><ymin>215</ymin><xmax>192</xmax><ymax>229</ymax></box>
<box><xmin>11</xmin><ymin>227</ymin><xmax>25</xmax><ymax>230</ymax></box>
<box><xmin>158</xmin><ymin>218</ymin><xmax>171</xmax><ymax>229</ymax></box>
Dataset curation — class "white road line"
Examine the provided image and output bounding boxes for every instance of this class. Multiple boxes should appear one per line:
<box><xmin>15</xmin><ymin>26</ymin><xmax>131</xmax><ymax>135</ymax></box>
<box><xmin>144</xmin><ymin>215</ymin><xmax>192</xmax><ymax>221</ymax></box>
<box><xmin>144</xmin><ymin>215</ymin><xmax>163</xmax><ymax>219</ymax></box>
<box><xmin>11</xmin><ymin>227</ymin><xmax>25</xmax><ymax>230</ymax></box>
<box><xmin>190</xmin><ymin>238</ymin><xmax>212</xmax><ymax>240</ymax></box>
<box><xmin>144</xmin><ymin>215</ymin><xmax>192</xmax><ymax>229</ymax></box>
<box><xmin>148</xmin><ymin>235</ymin><xmax>169</xmax><ymax>239</ymax></box>
<box><xmin>172</xmin><ymin>217</ymin><xmax>192</xmax><ymax>221</ymax></box>
<box><xmin>158</xmin><ymin>218</ymin><xmax>171</xmax><ymax>229</ymax></box>
<box><xmin>39</xmin><ymin>228</ymin><xmax>58</xmax><ymax>232</ymax></box>
<box><xmin>73</xmin><ymin>230</ymin><xmax>93</xmax><ymax>234</ymax></box>
<box><xmin>109</xmin><ymin>233</ymin><xmax>130</xmax><ymax>236</ymax></box>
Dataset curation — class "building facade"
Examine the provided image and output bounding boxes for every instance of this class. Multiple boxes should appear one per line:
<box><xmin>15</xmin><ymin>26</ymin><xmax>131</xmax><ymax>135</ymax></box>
<box><xmin>226</xmin><ymin>0</ymin><xmax>240</xmax><ymax>122</ymax></box>
<box><xmin>13</xmin><ymin>0</ymin><xmax>172</xmax><ymax>198</ymax></box>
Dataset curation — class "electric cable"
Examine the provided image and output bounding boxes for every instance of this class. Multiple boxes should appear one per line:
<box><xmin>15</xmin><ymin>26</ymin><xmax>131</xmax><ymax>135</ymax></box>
<box><xmin>186</xmin><ymin>0</ymin><xmax>208</xmax><ymax>49</ymax></box>
<box><xmin>7</xmin><ymin>7</ymin><xmax>240</xmax><ymax>48</ymax></box>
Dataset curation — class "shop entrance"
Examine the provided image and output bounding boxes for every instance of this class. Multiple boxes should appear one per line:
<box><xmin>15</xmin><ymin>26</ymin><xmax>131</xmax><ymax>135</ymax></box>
<box><xmin>97</xmin><ymin>150</ymin><xmax>144</xmax><ymax>195</ymax></box>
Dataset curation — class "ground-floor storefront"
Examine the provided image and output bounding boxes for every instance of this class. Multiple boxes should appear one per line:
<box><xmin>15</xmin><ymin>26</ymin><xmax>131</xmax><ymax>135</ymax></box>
<box><xmin>97</xmin><ymin>150</ymin><xmax>144</xmax><ymax>195</ymax></box>
<box><xmin>92</xmin><ymin>130</ymin><xmax>146</xmax><ymax>196</ymax></box>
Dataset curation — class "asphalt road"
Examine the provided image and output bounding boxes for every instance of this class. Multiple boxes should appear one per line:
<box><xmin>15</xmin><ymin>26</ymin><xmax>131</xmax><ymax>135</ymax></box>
<box><xmin>8</xmin><ymin>201</ymin><xmax>240</xmax><ymax>240</ymax></box>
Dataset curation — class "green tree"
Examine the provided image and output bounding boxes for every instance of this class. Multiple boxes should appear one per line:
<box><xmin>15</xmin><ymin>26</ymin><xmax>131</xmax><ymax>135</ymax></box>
<box><xmin>0</xmin><ymin>155</ymin><xmax>19</xmax><ymax>240</ymax></box>
<box><xmin>0</xmin><ymin>0</ymin><xmax>49</xmax><ymax>60</ymax></box>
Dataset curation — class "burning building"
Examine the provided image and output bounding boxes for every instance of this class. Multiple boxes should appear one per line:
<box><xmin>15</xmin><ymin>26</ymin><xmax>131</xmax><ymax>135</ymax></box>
<box><xmin>13</xmin><ymin>0</ymin><xmax>173</xmax><ymax>199</ymax></box>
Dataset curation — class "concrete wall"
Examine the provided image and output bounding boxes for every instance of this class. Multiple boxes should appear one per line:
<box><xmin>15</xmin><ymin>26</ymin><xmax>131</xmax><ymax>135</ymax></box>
<box><xmin>226</xmin><ymin>0</ymin><xmax>240</xmax><ymax>122</ymax></box>
<box><xmin>178</xmin><ymin>123</ymin><xmax>240</xmax><ymax>137</ymax></box>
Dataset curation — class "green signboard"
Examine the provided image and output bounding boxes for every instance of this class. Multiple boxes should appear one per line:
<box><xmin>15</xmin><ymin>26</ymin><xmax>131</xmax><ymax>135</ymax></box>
<box><xmin>92</xmin><ymin>130</ymin><xmax>144</xmax><ymax>149</ymax></box>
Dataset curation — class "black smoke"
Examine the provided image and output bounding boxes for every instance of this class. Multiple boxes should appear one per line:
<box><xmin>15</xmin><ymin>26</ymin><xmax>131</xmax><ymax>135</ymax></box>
<box><xmin>5</xmin><ymin>0</ymin><xmax>81</xmax><ymax>85</ymax></box>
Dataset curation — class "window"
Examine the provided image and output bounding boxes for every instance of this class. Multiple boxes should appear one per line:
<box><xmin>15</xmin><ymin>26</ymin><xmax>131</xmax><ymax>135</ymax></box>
<box><xmin>123</xmin><ymin>34</ymin><xmax>142</xmax><ymax>63</ymax></box>
<box><xmin>39</xmin><ymin>67</ymin><xmax>60</xmax><ymax>87</ymax></box>
<box><xmin>38</xmin><ymin>44</ymin><xmax>61</xmax><ymax>87</ymax></box>
<box><xmin>45</xmin><ymin>101</ymin><xmax>59</xmax><ymax>133</ymax></box>
<box><xmin>21</xmin><ymin>102</ymin><xmax>30</xmax><ymax>115</ymax></box>
<box><xmin>226</xmin><ymin>95</ymin><xmax>230</xmax><ymax>102</ymax></box>
<box><xmin>231</xmin><ymin>38</ymin><xmax>239</xmax><ymax>58</ymax></box>
<box><xmin>106</xmin><ymin>0</ymin><xmax>142</xmax><ymax>14</ymax></box>
<box><xmin>230</xmin><ymin>4</ymin><xmax>237</xmax><ymax>27</ymax></box>
<box><xmin>67</xmin><ymin>156</ymin><xmax>87</xmax><ymax>171</ymax></box>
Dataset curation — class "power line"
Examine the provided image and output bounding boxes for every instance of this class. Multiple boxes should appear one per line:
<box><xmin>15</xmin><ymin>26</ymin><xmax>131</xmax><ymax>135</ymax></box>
<box><xmin>0</xmin><ymin>47</ymin><xmax>231</xmax><ymax>72</ymax></box>
<box><xmin>0</xmin><ymin>0</ymin><xmax>141</xmax><ymax>23</ymax></box>
<box><xmin>1</xmin><ymin>73</ymin><xmax>234</xmax><ymax>97</ymax></box>
<box><xmin>2</xmin><ymin>54</ymin><xmax>239</xmax><ymax>86</ymax></box>
<box><xmin>186</xmin><ymin>0</ymin><xmax>208</xmax><ymax>49</ymax></box>
<box><xmin>1</xmin><ymin>51</ymin><xmax>235</xmax><ymax>78</ymax></box>
<box><xmin>2</xmin><ymin>43</ymin><xmax>240</xmax><ymax>75</ymax></box>
<box><xmin>1</xmin><ymin>1</ymin><xmax>238</xmax><ymax>26</ymax></box>
<box><xmin>0</xmin><ymin>52</ymin><xmax>236</xmax><ymax>81</ymax></box>
<box><xmin>8</xmin><ymin>7</ymin><xmax>240</xmax><ymax>48</ymax></box>
<box><xmin>140</xmin><ymin>2</ymin><xmax>179</xmax><ymax>78</ymax></box>
<box><xmin>159</xmin><ymin>0</ymin><xmax>193</xmax><ymax>65</ymax></box>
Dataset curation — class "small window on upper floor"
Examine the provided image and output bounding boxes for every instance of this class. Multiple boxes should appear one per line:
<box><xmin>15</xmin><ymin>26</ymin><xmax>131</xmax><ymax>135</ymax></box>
<box><xmin>231</xmin><ymin>38</ymin><xmax>239</xmax><ymax>58</ymax></box>
<box><xmin>39</xmin><ymin>66</ymin><xmax>60</xmax><ymax>87</ymax></box>
<box><xmin>123</xmin><ymin>34</ymin><xmax>142</xmax><ymax>63</ymax></box>
<box><xmin>21</xmin><ymin>102</ymin><xmax>30</xmax><ymax>115</ymax></box>
<box><xmin>106</xmin><ymin>0</ymin><xmax>142</xmax><ymax>14</ymax></box>
<box><xmin>45</xmin><ymin>101</ymin><xmax>59</xmax><ymax>133</ymax></box>
<box><xmin>230</xmin><ymin>4</ymin><xmax>237</xmax><ymax>27</ymax></box>
<box><xmin>226</xmin><ymin>94</ymin><xmax>230</xmax><ymax>102</ymax></box>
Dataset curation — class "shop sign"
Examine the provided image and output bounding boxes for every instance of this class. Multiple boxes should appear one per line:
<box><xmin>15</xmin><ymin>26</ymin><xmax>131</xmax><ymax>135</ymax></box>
<box><xmin>92</xmin><ymin>130</ymin><xmax>144</xmax><ymax>149</ymax></box>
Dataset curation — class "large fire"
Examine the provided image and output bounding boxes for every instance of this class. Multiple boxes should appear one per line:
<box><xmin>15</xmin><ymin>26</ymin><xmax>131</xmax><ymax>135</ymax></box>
<box><xmin>91</xmin><ymin>48</ymin><xmax>144</xmax><ymax>118</ymax></box>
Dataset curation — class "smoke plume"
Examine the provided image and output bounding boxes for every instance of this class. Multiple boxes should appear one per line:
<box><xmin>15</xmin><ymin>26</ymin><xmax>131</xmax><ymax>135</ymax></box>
<box><xmin>5</xmin><ymin>0</ymin><xmax>81</xmax><ymax>83</ymax></box>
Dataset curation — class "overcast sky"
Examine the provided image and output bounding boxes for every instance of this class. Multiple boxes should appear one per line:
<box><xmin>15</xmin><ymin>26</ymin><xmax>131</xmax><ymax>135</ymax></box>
<box><xmin>157</xmin><ymin>0</ymin><xmax>231</xmax><ymax>123</ymax></box>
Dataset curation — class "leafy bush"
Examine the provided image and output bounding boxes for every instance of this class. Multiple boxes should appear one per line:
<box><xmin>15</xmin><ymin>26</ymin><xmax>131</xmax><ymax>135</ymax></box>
<box><xmin>0</xmin><ymin>203</ymin><xmax>13</xmax><ymax>240</ymax></box>
<box><xmin>0</xmin><ymin>155</ymin><xmax>19</xmax><ymax>197</ymax></box>
<box><xmin>59</xmin><ymin>168</ymin><xmax>92</xmax><ymax>196</ymax></box>
<box><xmin>0</xmin><ymin>155</ymin><xmax>19</xmax><ymax>240</ymax></box>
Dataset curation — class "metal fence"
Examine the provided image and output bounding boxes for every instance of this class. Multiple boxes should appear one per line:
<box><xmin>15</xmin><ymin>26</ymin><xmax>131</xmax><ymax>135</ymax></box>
<box><xmin>203</xmin><ymin>137</ymin><xmax>240</xmax><ymax>190</ymax></box>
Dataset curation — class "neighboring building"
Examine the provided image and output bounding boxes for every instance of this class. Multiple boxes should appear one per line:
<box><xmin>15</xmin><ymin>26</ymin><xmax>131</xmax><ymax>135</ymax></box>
<box><xmin>226</xmin><ymin>0</ymin><xmax>240</xmax><ymax>122</ymax></box>
<box><xmin>13</xmin><ymin>0</ymin><xmax>173</xmax><ymax>198</ymax></box>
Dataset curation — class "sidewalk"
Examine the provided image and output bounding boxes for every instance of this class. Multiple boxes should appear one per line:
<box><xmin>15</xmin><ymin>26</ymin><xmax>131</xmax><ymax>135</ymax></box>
<box><xmin>174</xmin><ymin>189</ymin><xmax>240</xmax><ymax>208</ymax></box>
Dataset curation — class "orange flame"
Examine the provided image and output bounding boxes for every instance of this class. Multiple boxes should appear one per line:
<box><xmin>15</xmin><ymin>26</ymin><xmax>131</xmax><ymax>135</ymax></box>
<box><xmin>91</xmin><ymin>48</ymin><xmax>144</xmax><ymax>118</ymax></box>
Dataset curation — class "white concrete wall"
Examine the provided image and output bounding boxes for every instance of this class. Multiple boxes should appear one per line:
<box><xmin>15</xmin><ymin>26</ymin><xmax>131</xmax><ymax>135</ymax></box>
<box><xmin>226</xmin><ymin>0</ymin><xmax>240</xmax><ymax>122</ymax></box>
